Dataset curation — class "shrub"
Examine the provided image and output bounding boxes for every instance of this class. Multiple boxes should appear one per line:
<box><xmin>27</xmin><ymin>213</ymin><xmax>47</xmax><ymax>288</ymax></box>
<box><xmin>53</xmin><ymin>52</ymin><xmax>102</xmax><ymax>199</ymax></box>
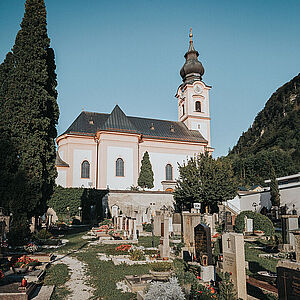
<box><xmin>35</xmin><ymin>229</ymin><xmax>53</xmax><ymax>240</ymax></box>
<box><xmin>142</xmin><ymin>223</ymin><xmax>153</xmax><ymax>232</ymax></box>
<box><xmin>149</xmin><ymin>262</ymin><xmax>173</xmax><ymax>272</ymax></box>
<box><xmin>235</xmin><ymin>211</ymin><xmax>275</xmax><ymax>236</ymax></box>
<box><xmin>7</xmin><ymin>219</ymin><xmax>30</xmax><ymax>246</ymax></box>
<box><xmin>145</xmin><ymin>277</ymin><xmax>185</xmax><ymax>300</ymax></box>
<box><xmin>129</xmin><ymin>249</ymin><xmax>145</xmax><ymax>261</ymax></box>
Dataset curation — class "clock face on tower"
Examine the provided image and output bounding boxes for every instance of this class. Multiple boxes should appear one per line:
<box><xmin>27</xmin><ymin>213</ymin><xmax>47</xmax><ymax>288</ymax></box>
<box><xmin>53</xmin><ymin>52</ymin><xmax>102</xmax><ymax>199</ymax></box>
<box><xmin>194</xmin><ymin>84</ymin><xmax>203</xmax><ymax>94</ymax></box>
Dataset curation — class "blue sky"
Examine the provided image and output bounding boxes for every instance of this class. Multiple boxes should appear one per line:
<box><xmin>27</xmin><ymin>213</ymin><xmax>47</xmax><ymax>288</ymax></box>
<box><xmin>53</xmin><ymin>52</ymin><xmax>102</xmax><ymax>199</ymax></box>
<box><xmin>1</xmin><ymin>0</ymin><xmax>300</xmax><ymax>157</ymax></box>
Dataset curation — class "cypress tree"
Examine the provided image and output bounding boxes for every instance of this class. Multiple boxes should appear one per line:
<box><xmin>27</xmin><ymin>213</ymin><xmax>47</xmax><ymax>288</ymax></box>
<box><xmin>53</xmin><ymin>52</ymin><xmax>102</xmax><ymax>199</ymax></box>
<box><xmin>270</xmin><ymin>166</ymin><xmax>280</xmax><ymax>207</ymax></box>
<box><xmin>1</xmin><ymin>0</ymin><xmax>59</xmax><ymax>224</ymax></box>
<box><xmin>138</xmin><ymin>151</ymin><xmax>154</xmax><ymax>189</ymax></box>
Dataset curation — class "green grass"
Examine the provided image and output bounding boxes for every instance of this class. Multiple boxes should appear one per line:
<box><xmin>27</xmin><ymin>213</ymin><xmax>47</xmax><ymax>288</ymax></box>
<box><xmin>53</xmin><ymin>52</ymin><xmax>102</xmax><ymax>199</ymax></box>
<box><xmin>138</xmin><ymin>236</ymin><xmax>160</xmax><ymax>247</ymax></box>
<box><xmin>55</xmin><ymin>232</ymin><xmax>88</xmax><ymax>254</ymax></box>
<box><xmin>75</xmin><ymin>244</ymin><xmax>150</xmax><ymax>300</ymax></box>
<box><xmin>44</xmin><ymin>263</ymin><xmax>71</xmax><ymax>300</ymax></box>
<box><xmin>245</xmin><ymin>242</ymin><xmax>278</xmax><ymax>275</ymax></box>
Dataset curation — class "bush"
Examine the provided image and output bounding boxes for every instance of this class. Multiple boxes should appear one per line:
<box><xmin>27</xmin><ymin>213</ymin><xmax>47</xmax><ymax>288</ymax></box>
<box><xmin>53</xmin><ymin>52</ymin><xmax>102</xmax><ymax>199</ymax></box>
<box><xmin>129</xmin><ymin>249</ymin><xmax>145</xmax><ymax>261</ymax></box>
<box><xmin>142</xmin><ymin>223</ymin><xmax>153</xmax><ymax>232</ymax></box>
<box><xmin>235</xmin><ymin>211</ymin><xmax>275</xmax><ymax>236</ymax></box>
<box><xmin>35</xmin><ymin>229</ymin><xmax>53</xmax><ymax>240</ymax></box>
<box><xmin>145</xmin><ymin>277</ymin><xmax>185</xmax><ymax>300</ymax></box>
<box><xmin>149</xmin><ymin>262</ymin><xmax>172</xmax><ymax>272</ymax></box>
<box><xmin>7</xmin><ymin>218</ymin><xmax>30</xmax><ymax>246</ymax></box>
<box><xmin>48</xmin><ymin>186</ymin><xmax>108</xmax><ymax>223</ymax></box>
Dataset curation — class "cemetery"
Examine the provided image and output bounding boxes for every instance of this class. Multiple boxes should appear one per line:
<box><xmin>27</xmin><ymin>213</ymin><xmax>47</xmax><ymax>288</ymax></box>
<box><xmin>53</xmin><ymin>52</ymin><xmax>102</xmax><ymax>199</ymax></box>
<box><xmin>0</xmin><ymin>195</ymin><xmax>299</xmax><ymax>299</ymax></box>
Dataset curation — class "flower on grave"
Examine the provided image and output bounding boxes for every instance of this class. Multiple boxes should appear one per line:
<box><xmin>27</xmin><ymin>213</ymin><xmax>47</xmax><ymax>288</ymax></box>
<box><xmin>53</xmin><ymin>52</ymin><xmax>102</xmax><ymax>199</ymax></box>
<box><xmin>24</xmin><ymin>242</ymin><xmax>38</xmax><ymax>253</ymax></box>
<box><xmin>0</xmin><ymin>270</ymin><xmax>4</xmax><ymax>279</ymax></box>
<box><xmin>196</xmin><ymin>276</ymin><xmax>201</xmax><ymax>280</ymax></box>
<box><xmin>13</xmin><ymin>255</ymin><xmax>38</xmax><ymax>268</ymax></box>
<box><xmin>0</xmin><ymin>240</ymin><xmax>8</xmax><ymax>248</ymax></box>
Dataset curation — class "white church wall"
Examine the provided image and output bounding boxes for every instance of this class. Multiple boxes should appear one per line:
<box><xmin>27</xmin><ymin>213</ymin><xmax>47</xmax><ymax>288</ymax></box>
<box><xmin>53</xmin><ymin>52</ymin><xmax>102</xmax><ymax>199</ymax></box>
<box><xmin>140</xmin><ymin>139</ymin><xmax>205</xmax><ymax>190</ymax></box>
<box><xmin>73</xmin><ymin>149</ymin><xmax>93</xmax><ymax>188</ymax></box>
<box><xmin>107</xmin><ymin>146</ymin><xmax>134</xmax><ymax>190</ymax></box>
<box><xmin>107</xmin><ymin>191</ymin><xmax>174</xmax><ymax>218</ymax></box>
<box><xmin>56</xmin><ymin>169</ymin><xmax>67</xmax><ymax>187</ymax></box>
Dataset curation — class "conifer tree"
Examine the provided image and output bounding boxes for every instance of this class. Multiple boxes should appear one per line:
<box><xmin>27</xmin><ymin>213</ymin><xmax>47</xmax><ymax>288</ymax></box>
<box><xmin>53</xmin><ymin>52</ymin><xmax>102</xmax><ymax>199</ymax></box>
<box><xmin>138</xmin><ymin>151</ymin><xmax>154</xmax><ymax>189</ymax></box>
<box><xmin>218</xmin><ymin>272</ymin><xmax>237</xmax><ymax>300</ymax></box>
<box><xmin>270</xmin><ymin>166</ymin><xmax>280</xmax><ymax>207</ymax></box>
<box><xmin>1</xmin><ymin>0</ymin><xmax>59</xmax><ymax>224</ymax></box>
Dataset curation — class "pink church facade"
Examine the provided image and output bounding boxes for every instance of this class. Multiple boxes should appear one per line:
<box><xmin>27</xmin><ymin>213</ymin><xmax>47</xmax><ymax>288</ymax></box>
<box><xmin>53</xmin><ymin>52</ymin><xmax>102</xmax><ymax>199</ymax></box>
<box><xmin>56</xmin><ymin>32</ymin><xmax>214</xmax><ymax>191</ymax></box>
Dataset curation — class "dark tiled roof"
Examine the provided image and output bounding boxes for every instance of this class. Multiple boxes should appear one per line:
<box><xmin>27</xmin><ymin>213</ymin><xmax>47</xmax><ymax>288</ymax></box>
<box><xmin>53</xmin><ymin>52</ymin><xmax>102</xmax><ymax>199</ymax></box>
<box><xmin>55</xmin><ymin>151</ymin><xmax>69</xmax><ymax>167</ymax></box>
<box><xmin>62</xmin><ymin>105</ymin><xmax>207</xmax><ymax>144</ymax></box>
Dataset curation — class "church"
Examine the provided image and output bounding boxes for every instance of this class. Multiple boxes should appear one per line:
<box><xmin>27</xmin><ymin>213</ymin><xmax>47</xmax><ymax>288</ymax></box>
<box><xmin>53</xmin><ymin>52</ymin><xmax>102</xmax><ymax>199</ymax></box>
<box><xmin>55</xmin><ymin>31</ymin><xmax>213</xmax><ymax>191</ymax></box>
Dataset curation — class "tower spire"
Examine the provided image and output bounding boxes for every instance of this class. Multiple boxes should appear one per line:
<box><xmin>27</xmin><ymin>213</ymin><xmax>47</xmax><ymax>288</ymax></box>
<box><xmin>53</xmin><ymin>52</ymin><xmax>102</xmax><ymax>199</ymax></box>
<box><xmin>180</xmin><ymin>29</ymin><xmax>204</xmax><ymax>83</ymax></box>
<box><xmin>188</xmin><ymin>27</ymin><xmax>196</xmax><ymax>52</ymax></box>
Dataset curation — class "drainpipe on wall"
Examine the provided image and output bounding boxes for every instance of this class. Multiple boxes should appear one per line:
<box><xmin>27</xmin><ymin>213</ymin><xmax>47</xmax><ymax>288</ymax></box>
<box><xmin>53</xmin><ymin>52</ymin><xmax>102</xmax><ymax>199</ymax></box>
<box><xmin>94</xmin><ymin>135</ymin><xmax>100</xmax><ymax>189</ymax></box>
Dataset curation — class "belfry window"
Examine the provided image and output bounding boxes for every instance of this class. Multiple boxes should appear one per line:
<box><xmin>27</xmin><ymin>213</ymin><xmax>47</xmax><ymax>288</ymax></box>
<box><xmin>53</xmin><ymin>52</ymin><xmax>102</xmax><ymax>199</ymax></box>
<box><xmin>195</xmin><ymin>101</ymin><xmax>201</xmax><ymax>112</ymax></box>
<box><xmin>166</xmin><ymin>164</ymin><xmax>173</xmax><ymax>181</ymax></box>
<box><xmin>116</xmin><ymin>158</ymin><xmax>124</xmax><ymax>177</ymax></box>
<box><xmin>81</xmin><ymin>160</ymin><xmax>90</xmax><ymax>178</ymax></box>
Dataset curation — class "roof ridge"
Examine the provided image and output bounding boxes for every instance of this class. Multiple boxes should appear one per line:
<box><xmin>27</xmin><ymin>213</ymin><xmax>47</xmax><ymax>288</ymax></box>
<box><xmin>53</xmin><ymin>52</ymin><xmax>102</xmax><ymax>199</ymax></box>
<box><xmin>102</xmin><ymin>105</ymin><xmax>137</xmax><ymax>131</ymax></box>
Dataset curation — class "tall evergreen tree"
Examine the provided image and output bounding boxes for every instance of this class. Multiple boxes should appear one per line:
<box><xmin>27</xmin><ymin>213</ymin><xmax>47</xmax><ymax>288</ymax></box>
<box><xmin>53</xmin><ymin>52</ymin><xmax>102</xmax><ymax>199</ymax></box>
<box><xmin>270</xmin><ymin>166</ymin><xmax>280</xmax><ymax>207</ymax></box>
<box><xmin>138</xmin><ymin>151</ymin><xmax>154</xmax><ymax>189</ymax></box>
<box><xmin>1</xmin><ymin>0</ymin><xmax>59</xmax><ymax>224</ymax></box>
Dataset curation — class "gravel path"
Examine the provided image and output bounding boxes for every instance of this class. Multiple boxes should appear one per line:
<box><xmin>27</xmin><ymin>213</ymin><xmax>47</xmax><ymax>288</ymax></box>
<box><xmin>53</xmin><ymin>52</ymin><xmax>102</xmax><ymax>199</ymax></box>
<box><xmin>53</xmin><ymin>254</ymin><xmax>95</xmax><ymax>300</ymax></box>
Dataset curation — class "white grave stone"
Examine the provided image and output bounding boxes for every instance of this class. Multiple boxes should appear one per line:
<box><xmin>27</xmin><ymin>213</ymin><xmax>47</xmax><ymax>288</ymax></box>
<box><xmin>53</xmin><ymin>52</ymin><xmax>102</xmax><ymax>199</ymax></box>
<box><xmin>222</xmin><ymin>233</ymin><xmax>247</xmax><ymax>300</ymax></box>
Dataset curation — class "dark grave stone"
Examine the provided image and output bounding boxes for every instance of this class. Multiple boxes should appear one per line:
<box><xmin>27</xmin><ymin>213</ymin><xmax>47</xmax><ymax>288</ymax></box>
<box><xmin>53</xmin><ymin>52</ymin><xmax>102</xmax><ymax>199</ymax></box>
<box><xmin>183</xmin><ymin>250</ymin><xmax>192</xmax><ymax>262</ymax></box>
<box><xmin>194</xmin><ymin>224</ymin><xmax>212</xmax><ymax>265</ymax></box>
<box><xmin>277</xmin><ymin>261</ymin><xmax>300</xmax><ymax>300</ymax></box>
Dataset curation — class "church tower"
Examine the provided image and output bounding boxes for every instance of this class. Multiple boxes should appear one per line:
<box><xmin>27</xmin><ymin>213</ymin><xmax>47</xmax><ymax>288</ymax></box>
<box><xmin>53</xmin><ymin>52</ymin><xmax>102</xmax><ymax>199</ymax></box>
<box><xmin>176</xmin><ymin>29</ymin><xmax>212</xmax><ymax>148</ymax></box>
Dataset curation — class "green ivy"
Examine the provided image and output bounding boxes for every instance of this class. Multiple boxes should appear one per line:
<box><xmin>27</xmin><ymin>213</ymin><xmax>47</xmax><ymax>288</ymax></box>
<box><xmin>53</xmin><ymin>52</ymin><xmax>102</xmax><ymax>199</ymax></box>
<box><xmin>47</xmin><ymin>186</ymin><xmax>108</xmax><ymax>223</ymax></box>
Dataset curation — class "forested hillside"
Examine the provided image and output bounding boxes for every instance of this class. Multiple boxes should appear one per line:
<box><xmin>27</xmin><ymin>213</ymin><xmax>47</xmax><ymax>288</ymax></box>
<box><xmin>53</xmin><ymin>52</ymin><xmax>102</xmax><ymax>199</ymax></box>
<box><xmin>228</xmin><ymin>73</ymin><xmax>300</xmax><ymax>186</ymax></box>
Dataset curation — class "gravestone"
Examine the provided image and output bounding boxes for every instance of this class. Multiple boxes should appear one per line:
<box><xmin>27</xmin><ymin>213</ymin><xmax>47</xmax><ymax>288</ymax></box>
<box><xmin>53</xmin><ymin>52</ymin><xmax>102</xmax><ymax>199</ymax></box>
<box><xmin>222</xmin><ymin>233</ymin><xmax>247</xmax><ymax>300</ymax></box>
<box><xmin>172</xmin><ymin>213</ymin><xmax>181</xmax><ymax>235</ymax></box>
<box><xmin>111</xmin><ymin>204</ymin><xmax>119</xmax><ymax>218</ymax></box>
<box><xmin>281</xmin><ymin>215</ymin><xmax>299</xmax><ymax>250</ymax></box>
<box><xmin>277</xmin><ymin>260</ymin><xmax>300</xmax><ymax>300</ymax></box>
<box><xmin>153</xmin><ymin>211</ymin><xmax>162</xmax><ymax>236</ymax></box>
<box><xmin>194</xmin><ymin>224</ymin><xmax>213</xmax><ymax>265</ymax></box>
<box><xmin>244</xmin><ymin>216</ymin><xmax>253</xmax><ymax>234</ymax></box>
<box><xmin>159</xmin><ymin>209</ymin><xmax>171</xmax><ymax>259</ymax></box>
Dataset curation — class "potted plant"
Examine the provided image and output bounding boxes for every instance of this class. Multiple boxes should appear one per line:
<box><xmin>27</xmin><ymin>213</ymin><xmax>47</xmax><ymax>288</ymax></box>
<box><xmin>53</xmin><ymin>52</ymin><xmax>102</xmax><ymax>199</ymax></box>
<box><xmin>129</xmin><ymin>249</ymin><xmax>146</xmax><ymax>261</ymax></box>
<box><xmin>254</xmin><ymin>230</ymin><xmax>264</xmax><ymax>237</ymax></box>
<box><xmin>149</xmin><ymin>262</ymin><xmax>173</xmax><ymax>280</ymax></box>
<box><xmin>24</xmin><ymin>242</ymin><xmax>38</xmax><ymax>254</ymax></box>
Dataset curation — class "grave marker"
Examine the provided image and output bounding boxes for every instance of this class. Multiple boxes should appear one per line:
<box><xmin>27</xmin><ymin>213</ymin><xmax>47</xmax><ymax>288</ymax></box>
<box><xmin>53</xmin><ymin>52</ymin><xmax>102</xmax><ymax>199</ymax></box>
<box><xmin>222</xmin><ymin>233</ymin><xmax>247</xmax><ymax>299</ymax></box>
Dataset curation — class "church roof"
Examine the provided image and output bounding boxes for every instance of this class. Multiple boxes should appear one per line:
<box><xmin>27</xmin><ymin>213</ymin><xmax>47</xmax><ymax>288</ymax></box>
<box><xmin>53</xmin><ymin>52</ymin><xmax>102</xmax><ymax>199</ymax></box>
<box><xmin>55</xmin><ymin>151</ymin><xmax>69</xmax><ymax>167</ymax></box>
<box><xmin>61</xmin><ymin>105</ymin><xmax>207</xmax><ymax>144</ymax></box>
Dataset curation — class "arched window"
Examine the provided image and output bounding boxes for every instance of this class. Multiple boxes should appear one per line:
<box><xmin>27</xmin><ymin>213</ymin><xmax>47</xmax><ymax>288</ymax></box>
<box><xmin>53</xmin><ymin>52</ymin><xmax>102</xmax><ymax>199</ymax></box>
<box><xmin>81</xmin><ymin>160</ymin><xmax>90</xmax><ymax>178</ymax></box>
<box><xmin>182</xmin><ymin>104</ymin><xmax>185</xmax><ymax>116</ymax></box>
<box><xmin>116</xmin><ymin>158</ymin><xmax>124</xmax><ymax>177</ymax></box>
<box><xmin>195</xmin><ymin>101</ymin><xmax>201</xmax><ymax>112</ymax></box>
<box><xmin>166</xmin><ymin>164</ymin><xmax>173</xmax><ymax>181</ymax></box>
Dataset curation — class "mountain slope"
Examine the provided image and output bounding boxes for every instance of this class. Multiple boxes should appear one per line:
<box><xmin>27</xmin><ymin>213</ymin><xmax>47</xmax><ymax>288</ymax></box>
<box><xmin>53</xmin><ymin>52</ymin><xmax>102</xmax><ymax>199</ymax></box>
<box><xmin>228</xmin><ymin>73</ymin><xmax>300</xmax><ymax>185</ymax></box>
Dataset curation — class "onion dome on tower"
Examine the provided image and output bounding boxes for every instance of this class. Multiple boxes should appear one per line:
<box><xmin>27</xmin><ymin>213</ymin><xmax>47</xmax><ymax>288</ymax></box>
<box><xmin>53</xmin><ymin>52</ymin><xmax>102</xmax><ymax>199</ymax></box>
<box><xmin>180</xmin><ymin>28</ymin><xmax>205</xmax><ymax>84</ymax></box>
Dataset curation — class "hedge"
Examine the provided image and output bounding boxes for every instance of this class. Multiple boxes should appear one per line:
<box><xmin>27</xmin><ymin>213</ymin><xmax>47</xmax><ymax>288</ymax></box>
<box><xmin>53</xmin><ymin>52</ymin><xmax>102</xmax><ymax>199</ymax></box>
<box><xmin>235</xmin><ymin>210</ymin><xmax>275</xmax><ymax>236</ymax></box>
<box><xmin>47</xmin><ymin>186</ymin><xmax>108</xmax><ymax>223</ymax></box>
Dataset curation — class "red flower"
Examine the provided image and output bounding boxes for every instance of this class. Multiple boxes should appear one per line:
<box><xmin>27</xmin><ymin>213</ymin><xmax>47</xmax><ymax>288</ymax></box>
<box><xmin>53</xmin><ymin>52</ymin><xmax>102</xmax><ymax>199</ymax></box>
<box><xmin>196</xmin><ymin>276</ymin><xmax>201</xmax><ymax>280</ymax></box>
